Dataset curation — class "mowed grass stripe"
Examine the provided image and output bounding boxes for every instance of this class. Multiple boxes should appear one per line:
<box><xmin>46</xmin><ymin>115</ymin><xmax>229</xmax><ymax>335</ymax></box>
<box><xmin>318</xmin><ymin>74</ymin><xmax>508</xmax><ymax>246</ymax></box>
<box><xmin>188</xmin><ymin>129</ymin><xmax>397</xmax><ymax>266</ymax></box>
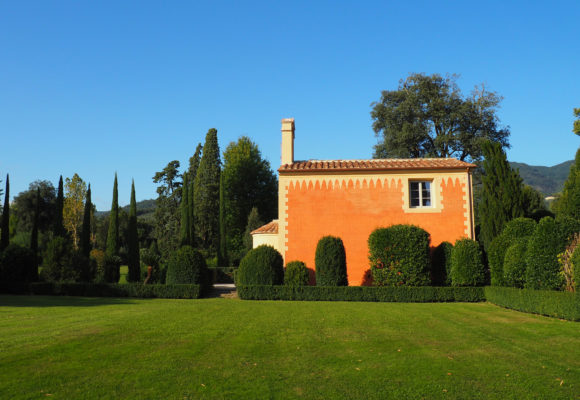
<box><xmin>0</xmin><ymin>296</ymin><xmax>578</xmax><ymax>399</ymax></box>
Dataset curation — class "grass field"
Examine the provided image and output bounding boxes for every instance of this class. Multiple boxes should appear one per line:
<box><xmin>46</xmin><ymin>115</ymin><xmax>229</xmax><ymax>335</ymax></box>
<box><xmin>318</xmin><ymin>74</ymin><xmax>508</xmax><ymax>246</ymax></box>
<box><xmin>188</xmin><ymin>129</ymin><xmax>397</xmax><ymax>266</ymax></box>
<box><xmin>0</xmin><ymin>296</ymin><xmax>578</xmax><ymax>399</ymax></box>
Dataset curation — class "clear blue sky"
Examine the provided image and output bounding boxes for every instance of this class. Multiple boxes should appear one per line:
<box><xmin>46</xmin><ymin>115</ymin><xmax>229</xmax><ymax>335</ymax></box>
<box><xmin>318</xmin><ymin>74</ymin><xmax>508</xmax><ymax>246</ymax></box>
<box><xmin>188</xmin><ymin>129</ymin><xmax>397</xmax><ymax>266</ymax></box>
<box><xmin>2</xmin><ymin>1</ymin><xmax>579</xmax><ymax>210</ymax></box>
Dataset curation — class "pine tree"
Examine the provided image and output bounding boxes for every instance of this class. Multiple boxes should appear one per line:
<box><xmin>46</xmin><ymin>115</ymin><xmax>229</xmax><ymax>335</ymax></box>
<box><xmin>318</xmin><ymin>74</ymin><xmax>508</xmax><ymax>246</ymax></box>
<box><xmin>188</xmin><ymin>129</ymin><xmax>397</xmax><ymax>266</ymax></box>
<box><xmin>217</xmin><ymin>173</ymin><xmax>228</xmax><ymax>267</ymax></box>
<box><xmin>54</xmin><ymin>175</ymin><xmax>65</xmax><ymax>237</ymax></box>
<box><xmin>179</xmin><ymin>172</ymin><xmax>191</xmax><ymax>246</ymax></box>
<box><xmin>194</xmin><ymin>129</ymin><xmax>221</xmax><ymax>253</ymax></box>
<box><xmin>81</xmin><ymin>184</ymin><xmax>92</xmax><ymax>258</ymax></box>
<box><xmin>1</xmin><ymin>174</ymin><xmax>10</xmax><ymax>250</ymax></box>
<box><xmin>553</xmin><ymin>147</ymin><xmax>580</xmax><ymax>220</ymax></box>
<box><xmin>188</xmin><ymin>143</ymin><xmax>202</xmax><ymax>246</ymax></box>
<box><xmin>106</xmin><ymin>173</ymin><xmax>119</xmax><ymax>257</ymax></box>
<box><xmin>29</xmin><ymin>188</ymin><xmax>40</xmax><ymax>281</ymax></box>
<box><xmin>127</xmin><ymin>180</ymin><xmax>140</xmax><ymax>282</ymax></box>
<box><xmin>479</xmin><ymin>141</ymin><xmax>525</xmax><ymax>252</ymax></box>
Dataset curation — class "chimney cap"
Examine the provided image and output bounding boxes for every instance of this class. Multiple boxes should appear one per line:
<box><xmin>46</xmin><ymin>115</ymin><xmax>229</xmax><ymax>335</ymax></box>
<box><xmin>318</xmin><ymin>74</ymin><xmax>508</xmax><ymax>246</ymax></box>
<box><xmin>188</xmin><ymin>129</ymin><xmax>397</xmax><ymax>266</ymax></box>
<box><xmin>281</xmin><ymin>118</ymin><xmax>295</xmax><ymax>125</ymax></box>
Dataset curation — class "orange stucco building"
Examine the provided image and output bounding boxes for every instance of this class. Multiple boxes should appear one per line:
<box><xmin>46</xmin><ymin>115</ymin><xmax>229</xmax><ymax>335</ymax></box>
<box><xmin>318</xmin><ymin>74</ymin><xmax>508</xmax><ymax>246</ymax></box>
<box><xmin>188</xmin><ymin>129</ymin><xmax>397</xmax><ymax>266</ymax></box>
<box><xmin>252</xmin><ymin>118</ymin><xmax>476</xmax><ymax>286</ymax></box>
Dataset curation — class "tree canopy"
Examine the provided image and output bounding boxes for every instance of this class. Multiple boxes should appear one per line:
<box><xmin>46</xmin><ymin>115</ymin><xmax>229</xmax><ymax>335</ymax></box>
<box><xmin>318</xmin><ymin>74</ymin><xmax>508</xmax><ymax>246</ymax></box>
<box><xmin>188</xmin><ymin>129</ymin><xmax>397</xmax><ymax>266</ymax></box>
<box><xmin>13</xmin><ymin>180</ymin><xmax>56</xmax><ymax>234</ymax></box>
<box><xmin>371</xmin><ymin>73</ymin><xmax>510</xmax><ymax>162</ymax></box>
<box><xmin>553</xmin><ymin>147</ymin><xmax>580</xmax><ymax>220</ymax></box>
<box><xmin>153</xmin><ymin>161</ymin><xmax>181</xmax><ymax>258</ymax></box>
<box><xmin>573</xmin><ymin>108</ymin><xmax>580</xmax><ymax>136</ymax></box>
<box><xmin>63</xmin><ymin>173</ymin><xmax>87</xmax><ymax>249</ymax></box>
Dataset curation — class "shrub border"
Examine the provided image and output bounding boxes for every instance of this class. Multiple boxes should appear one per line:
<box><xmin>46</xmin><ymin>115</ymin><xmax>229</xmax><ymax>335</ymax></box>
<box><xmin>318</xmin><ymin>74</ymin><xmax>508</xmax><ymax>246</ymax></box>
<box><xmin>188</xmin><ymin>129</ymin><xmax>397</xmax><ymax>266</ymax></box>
<box><xmin>237</xmin><ymin>285</ymin><xmax>485</xmax><ymax>303</ymax></box>
<box><xmin>484</xmin><ymin>286</ymin><xmax>579</xmax><ymax>321</ymax></box>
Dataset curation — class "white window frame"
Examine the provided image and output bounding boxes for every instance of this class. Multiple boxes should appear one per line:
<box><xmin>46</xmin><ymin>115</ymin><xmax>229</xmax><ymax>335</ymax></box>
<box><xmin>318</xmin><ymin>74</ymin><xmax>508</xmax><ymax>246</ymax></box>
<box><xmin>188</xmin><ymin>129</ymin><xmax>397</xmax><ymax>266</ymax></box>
<box><xmin>409</xmin><ymin>180</ymin><xmax>433</xmax><ymax>208</ymax></box>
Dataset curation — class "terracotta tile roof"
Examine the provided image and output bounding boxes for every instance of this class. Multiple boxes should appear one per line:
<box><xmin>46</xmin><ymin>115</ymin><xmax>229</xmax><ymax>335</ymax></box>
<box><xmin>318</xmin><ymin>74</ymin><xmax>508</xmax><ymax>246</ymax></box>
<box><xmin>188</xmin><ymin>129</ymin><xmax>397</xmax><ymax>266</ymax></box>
<box><xmin>279</xmin><ymin>158</ymin><xmax>476</xmax><ymax>173</ymax></box>
<box><xmin>251</xmin><ymin>220</ymin><xmax>279</xmax><ymax>235</ymax></box>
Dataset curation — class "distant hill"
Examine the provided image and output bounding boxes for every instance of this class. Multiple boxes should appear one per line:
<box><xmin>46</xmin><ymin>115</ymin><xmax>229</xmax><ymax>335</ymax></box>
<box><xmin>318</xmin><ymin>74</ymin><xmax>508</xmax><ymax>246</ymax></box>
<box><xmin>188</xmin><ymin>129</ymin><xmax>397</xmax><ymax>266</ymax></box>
<box><xmin>510</xmin><ymin>160</ymin><xmax>573</xmax><ymax>196</ymax></box>
<box><xmin>96</xmin><ymin>199</ymin><xmax>156</xmax><ymax>221</ymax></box>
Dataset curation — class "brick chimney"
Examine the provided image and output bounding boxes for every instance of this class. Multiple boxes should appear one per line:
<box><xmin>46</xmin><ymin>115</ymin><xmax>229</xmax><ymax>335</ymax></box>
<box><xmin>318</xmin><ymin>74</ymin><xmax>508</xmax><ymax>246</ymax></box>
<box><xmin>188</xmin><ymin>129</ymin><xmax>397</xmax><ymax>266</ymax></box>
<box><xmin>281</xmin><ymin>118</ymin><xmax>295</xmax><ymax>166</ymax></box>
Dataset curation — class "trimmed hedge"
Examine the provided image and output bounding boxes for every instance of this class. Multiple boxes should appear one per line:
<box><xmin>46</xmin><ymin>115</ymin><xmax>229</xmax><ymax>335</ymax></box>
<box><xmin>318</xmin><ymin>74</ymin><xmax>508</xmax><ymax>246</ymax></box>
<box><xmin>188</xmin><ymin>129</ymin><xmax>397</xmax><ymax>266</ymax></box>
<box><xmin>368</xmin><ymin>225</ymin><xmax>431</xmax><ymax>286</ymax></box>
<box><xmin>284</xmin><ymin>261</ymin><xmax>310</xmax><ymax>287</ymax></box>
<box><xmin>0</xmin><ymin>244</ymin><xmax>35</xmax><ymax>283</ymax></box>
<box><xmin>503</xmin><ymin>238</ymin><xmax>528</xmax><ymax>288</ymax></box>
<box><xmin>166</xmin><ymin>246</ymin><xmax>207</xmax><ymax>285</ymax></box>
<box><xmin>485</xmin><ymin>286</ymin><xmax>580</xmax><ymax>321</ymax></box>
<box><xmin>237</xmin><ymin>285</ymin><xmax>485</xmax><ymax>302</ymax></box>
<box><xmin>27</xmin><ymin>282</ymin><xmax>202</xmax><ymax>299</ymax></box>
<box><xmin>450</xmin><ymin>238</ymin><xmax>485</xmax><ymax>286</ymax></box>
<box><xmin>237</xmin><ymin>245</ymin><xmax>284</xmax><ymax>285</ymax></box>
<box><xmin>315</xmin><ymin>236</ymin><xmax>348</xmax><ymax>286</ymax></box>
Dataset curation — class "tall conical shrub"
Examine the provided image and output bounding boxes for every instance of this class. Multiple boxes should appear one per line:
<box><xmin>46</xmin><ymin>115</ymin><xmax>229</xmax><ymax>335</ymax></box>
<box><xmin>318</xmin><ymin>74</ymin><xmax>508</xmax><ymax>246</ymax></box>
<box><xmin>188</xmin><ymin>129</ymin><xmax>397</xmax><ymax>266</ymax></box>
<box><xmin>217</xmin><ymin>173</ymin><xmax>228</xmax><ymax>267</ymax></box>
<box><xmin>127</xmin><ymin>180</ymin><xmax>140</xmax><ymax>282</ymax></box>
<box><xmin>189</xmin><ymin>143</ymin><xmax>202</xmax><ymax>245</ymax></box>
<box><xmin>81</xmin><ymin>184</ymin><xmax>92</xmax><ymax>258</ymax></box>
<box><xmin>180</xmin><ymin>172</ymin><xmax>191</xmax><ymax>246</ymax></box>
<box><xmin>1</xmin><ymin>174</ymin><xmax>10</xmax><ymax>250</ymax></box>
<box><xmin>29</xmin><ymin>187</ymin><xmax>40</xmax><ymax>281</ymax></box>
<box><xmin>106</xmin><ymin>173</ymin><xmax>119</xmax><ymax>257</ymax></box>
<box><xmin>194</xmin><ymin>129</ymin><xmax>221</xmax><ymax>253</ymax></box>
<box><xmin>54</xmin><ymin>175</ymin><xmax>65</xmax><ymax>237</ymax></box>
<box><xmin>315</xmin><ymin>236</ymin><xmax>348</xmax><ymax>286</ymax></box>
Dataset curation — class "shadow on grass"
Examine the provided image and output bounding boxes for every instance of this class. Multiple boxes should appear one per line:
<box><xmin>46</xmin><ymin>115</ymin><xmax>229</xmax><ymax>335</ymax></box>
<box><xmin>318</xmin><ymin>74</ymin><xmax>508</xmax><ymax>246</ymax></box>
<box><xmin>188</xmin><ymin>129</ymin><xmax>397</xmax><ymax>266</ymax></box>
<box><xmin>0</xmin><ymin>295</ymin><xmax>138</xmax><ymax>308</ymax></box>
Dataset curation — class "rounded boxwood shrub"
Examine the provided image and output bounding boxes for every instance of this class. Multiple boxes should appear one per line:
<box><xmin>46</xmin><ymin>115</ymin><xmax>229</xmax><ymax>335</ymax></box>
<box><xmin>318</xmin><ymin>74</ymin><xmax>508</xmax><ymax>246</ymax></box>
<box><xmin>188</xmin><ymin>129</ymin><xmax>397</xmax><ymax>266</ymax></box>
<box><xmin>525</xmin><ymin>216</ymin><xmax>580</xmax><ymax>290</ymax></box>
<box><xmin>488</xmin><ymin>217</ymin><xmax>536</xmax><ymax>286</ymax></box>
<box><xmin>166</xmin><ymin>245</ymin><xmax>207</xmax><ymax>285</ymax></box>
<box><xmin>368</xmin><ymin>225</ymin><xmax>430</xmax><ymax>286</ymax></box>
<box><xmin>315</xmin><ymin>236</ymin><xmax>348</xmax><ymax>286</ymax></box>
<box><xmin>503</xmin><ymin>238</ymin><xmax>528</xmax><ymax>288</ymax></box>
<box><xmin>0</xmin><ymin>244</ymin><xmax>35</xmax><ymax>282</ymax></box>
<box><xmin>284</xmin><ymin>260</ymin><xmax>310</xmax><ymax>287</ymax></box>
<box><xmin>431</xmin><ymin>241</ymin><xmax>453</xmax><ymax>286</ymax></box>
<box><xmin>237</xmin><ymin>245</ymin><xmax>284</xmax><ymax>285</ymax></box>
<box><xmin>450</xmin><ymin>238</ymin><xmax>485</xmax><ymax>286</ymax></box>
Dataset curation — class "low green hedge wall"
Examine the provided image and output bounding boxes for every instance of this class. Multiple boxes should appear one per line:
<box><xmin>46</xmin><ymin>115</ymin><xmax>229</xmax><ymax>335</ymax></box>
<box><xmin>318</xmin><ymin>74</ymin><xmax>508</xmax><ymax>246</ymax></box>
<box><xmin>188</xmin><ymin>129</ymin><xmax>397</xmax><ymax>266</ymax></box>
<box><xmin>237</xmin><ymin>285</ymin><xmax>485</xmax><ymax>302</ymax></box>
<box><xmin>485</xmin><ymin>287</ymin><xmax>580</xmax><ymax>321</ymax></box>
<box><xmin>26</xmin><ymin>283</ymin><xmax>202</xmax><ymax>299</ymax></box>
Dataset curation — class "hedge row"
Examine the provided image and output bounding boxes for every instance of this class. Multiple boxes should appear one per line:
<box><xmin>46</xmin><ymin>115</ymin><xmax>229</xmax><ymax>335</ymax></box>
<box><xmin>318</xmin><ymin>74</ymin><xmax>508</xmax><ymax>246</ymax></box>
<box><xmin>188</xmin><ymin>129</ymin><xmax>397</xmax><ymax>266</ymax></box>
<box><xmin>485</xmin><ymin>286</ymin><xmax>580</xmax><ymax>321</ymax></box>
<box><xmin>0</xmin><ymin>282</ymin><xmax>202</xmax><ymax>299</ymax></box>
<box><xmin>237</xmin><ymin>285</ymin><xmax>485</xmax><ymax>303</ymax></box>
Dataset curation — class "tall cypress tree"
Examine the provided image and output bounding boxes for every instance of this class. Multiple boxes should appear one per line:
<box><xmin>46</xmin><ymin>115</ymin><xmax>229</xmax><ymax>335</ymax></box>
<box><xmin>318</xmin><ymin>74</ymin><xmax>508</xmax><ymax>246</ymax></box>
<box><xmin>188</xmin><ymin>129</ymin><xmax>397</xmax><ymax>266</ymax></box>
<box><xmin>189</xmin><ymin>143</ymin><xmax>202</xmax><ymax>246</ymax></box>
<box><xmin>106</xmin><ymin>173</ymin><xmax>119</xmax><ymax>256</ymax></box>
<box><xmin>1</xmin><ymin>174</ymin><xmax>10</xmax><ymax>250</ymax></box>
<box><xmin>81</xmin><ymin>184</ymin><xmax>92</xmax><ymax>258</ymax></box>
<box><xmin>127</xmin><ymin>180</ymin><xmax>140</xmax><ymax>282</ymax></box>
<box><xmin>29</xmin><ymin>188</ymin><xmax>40</xmax><ymax>281</ymax></box>
<box><xmin>553</xmin><ymin>147</ymin><xmax>580</xmax><ymax>220</ymax></box>
<box><xmin>194</xmin><ymin>129</ymin><xmax>221</xmax><ymax>253</ymax></box>
<box><xmin>217</xmin><ymin>173</ymin><xmax>228</xmax><ymax>267</ymax></box>
<box><xmin>479</xmin><ymin>141</ymin><xmax>525</xmax><ymax>251</ymax></box>
<box><xmin>54</xmin><ymin>175</ymin><xmax>65</xmax><ymax>237</ymax></box>
<box><xmin>179</xmin><ymin>172</ymin><xmax>191</xmax><ymax>246</ymax></box>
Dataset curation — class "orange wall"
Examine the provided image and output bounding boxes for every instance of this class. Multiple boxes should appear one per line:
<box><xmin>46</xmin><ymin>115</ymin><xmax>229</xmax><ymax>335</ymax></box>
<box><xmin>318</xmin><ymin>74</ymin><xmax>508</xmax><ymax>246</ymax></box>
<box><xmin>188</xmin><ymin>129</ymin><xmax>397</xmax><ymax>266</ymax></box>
<box><xmin>283</xmin><ymin>175</ymin><xmax>470</xmax><ymax>285</ymax></box>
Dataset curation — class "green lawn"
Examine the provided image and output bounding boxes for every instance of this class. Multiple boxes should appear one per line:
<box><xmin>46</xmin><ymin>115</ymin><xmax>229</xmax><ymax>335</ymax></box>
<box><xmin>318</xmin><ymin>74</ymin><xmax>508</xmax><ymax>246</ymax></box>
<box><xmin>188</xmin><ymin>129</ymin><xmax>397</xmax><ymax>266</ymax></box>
<box><xmin>0</xmin><ymin>296</ymin><xmax>578</xmax><ymax>399</ymax></box>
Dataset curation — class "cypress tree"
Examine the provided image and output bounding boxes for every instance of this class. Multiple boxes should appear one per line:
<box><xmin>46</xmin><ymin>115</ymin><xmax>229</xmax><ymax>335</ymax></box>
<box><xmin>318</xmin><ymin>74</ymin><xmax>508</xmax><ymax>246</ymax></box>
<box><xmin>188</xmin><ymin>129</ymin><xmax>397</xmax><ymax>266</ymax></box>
<box><xmin>554</xmin><ymin>147</ymin><xmax>580</xmax><ymax>220</ymax></box>
<box><xmin>479</xmin><ymin>141</ymin><xmax>525</xmax><ymax>252</ymax></box>
<box><xmin>81</xmin><ymin>184</ymin><xmax>92</xmax><ymax>258</ymax></box>
<box><xmin>106</xmin><ymin>173</ymin><xmax>119</xmax><ymax>256</ymax></box>
<box><xmin>127</xmin><ymin>180</ymin><xmax>140</xmax><ymax>282</ymax></box>
<box><xmin>217</xmin><ymin>173</ymin><xmax>228</xmax><ymax>267</ymax></box>
<box><xmin>29</xmin><ymin>188</ymin><xmax>40</xmax><ymax>281</ymax></box>
<box><xmin>194</xmin><ymin>129</ymin><xmax>221</xmax><ymax>253</ymax></box>
<box><xmin>189</xmin><ymin>143</ymin><xmax>202</xmax><ymax>246</ymax></box>
<box><xmin>188</xmin><ymin>176</ymin><xmax>195</xmax><ymax>247</ymax></box>
<box><xmin>179</xmin><ymin>172</ymin><xmax>191</xmax><ymax>246</ymax></box>
<box><xmin>54</xmin><ymin>175</ymin><xmax>65</xmax><ymax>237</ymax></box>
<box><xmin>1</xmin><ymin>174</ymin><xmax>10</xmax><ymax>250</ymax></box>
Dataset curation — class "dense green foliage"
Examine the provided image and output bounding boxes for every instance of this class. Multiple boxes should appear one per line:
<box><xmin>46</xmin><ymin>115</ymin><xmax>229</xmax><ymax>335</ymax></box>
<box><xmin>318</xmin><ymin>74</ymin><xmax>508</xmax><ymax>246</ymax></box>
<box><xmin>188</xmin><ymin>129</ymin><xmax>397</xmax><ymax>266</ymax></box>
<box><xmin>238</xmin><ymin>285</ymin><xmax>485</xmax><ymax>302</ymax></box>
<box><xmin>237</xmin><ymin>245</ymin><xmax>284</xmax><ymax>285</ymax></box>
<box><xmin>217</xmin><ymin>173</ymin><xmax>228</xmax><ymax>267</ymax></box>
<box><xmin>1</xmin><ymin>174</ymin><xmax>10</xmax><ymax>250</ymax></box>
<box><xmin>13</xmin><ymin>180</ymin><xmax>56</xmax><ymax>236</ymax></box>
<box><xmin>488</xmin><ymin>217</ymin><xmax>536</xmax><ymax>286</ymax></box>
<box><xmin>315</xmin><ymin>236</ymin><xmax>348</xmax><ymax>286</ymax></box>
<box><xmin>479</xmin><ymin>141</ymin><xmax>525</xmax><ymax>252</ymax></box>
<box><xmin>284</xmin><ymin>261</ymin><xmax>310</xmax><ymax>287</ymax></box>
<box><xmin>194</xmin><ymin>128</ymin><xmax>221</xmax><ymax>253</ymax></box>
<box><xmin>103</xmin><ymin>255</ymin><xmax>121</xmax><ymax>283</ymax></box>
<box><xmin>41</xmin><ymin>237</ymin><xmax>78</xmax><ymax>282</ymax></box>
<box><xmin>485</xmin><ymin>286</ymin><xmax>580</xmax><ymax>321</ymax></box>
<box><xmin>571</xmin><ymin>245</ymin><xmax>580</xmax><ymax>292</ymax></box>
<box><xmin>165</xmin><ymin>245</ymin><xmax>207</xmax><ymax>285</ymax></box>
<box><xmin>153</xmin><ymin>160</ymin><xmax>181</xmax><ymax>258</ymax></box>
<box><xmin>127</xmin><ymin>181</ymin><xmax>140</xmax><ymax>282</ymax></box>
<box><xmin>431</xmin><ymin>241</ymin><xmax>453</xmax><ymax>286</ymax></box>
<box><xmin>80</xmin><ymin>184</ymin><xmax>91</xmax><ymax>258</ymax></box>
<box><xmin>105</xmin><ymin>174</ymin><xmax>119</xmax><ymax>257</ymax></box>
<box><xmin>222</xmin><ymin>136</ymin><xmax>277</xmax><ymax>261</ymax></box>
<box><xmin>243</xmin><ymin>207</ymin><xmax>263</xmax><ymax>253</ymax></box>
<box><xmin>30</xmin><ymin>188</ymin><xmax>40</xmax><ymax>281</ymax></box>
<box><xmin>450</xmin><ymin>238</ymin><xmax>485</xmax><ymax>286</ymax></box>
<box><xmin>53</xmin><ymin>175</ymin><xmax>65</xmax><ymax>237</ymax></box>
<box><xmin>179</xmin><ymin>172</ymin><xmax>191</xmax><ymax>246</ymax></box>
<box><xmin>187</xmin><ymin>143</ymin><xmax>202</xmax><ymax>245</ymax></box>
<box><xmin>28</xmin><ymin>282</ymin><xmax>202</xmax><ymax>298</ymax></box>
<box><xmin>368</xmin><ymin>225</ymin><xmax>430</xmax><ymax>286</ymax></box>
<box><xmin>503</xmin><ymin>238</ymin><xmax>528</xmax><ymax>288</ymax></box>
<box><xmin>525</xmin><ymin>216</ymin><xmax>580</xmax><ymax>290</ymax></box>
<box><xmin>552</xmin><ymin>147</ymin><xmax>580</xmax><ymax>220</ymax></box>
<box><xmin>371</xmin><ymin>73</ymin><xmax>509</xmax><ymax>162</ymax></box>
<box><xmin>0</xmin><ymin>243</ymin><xmax>35</xmax><ymax>282</ymax></box>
